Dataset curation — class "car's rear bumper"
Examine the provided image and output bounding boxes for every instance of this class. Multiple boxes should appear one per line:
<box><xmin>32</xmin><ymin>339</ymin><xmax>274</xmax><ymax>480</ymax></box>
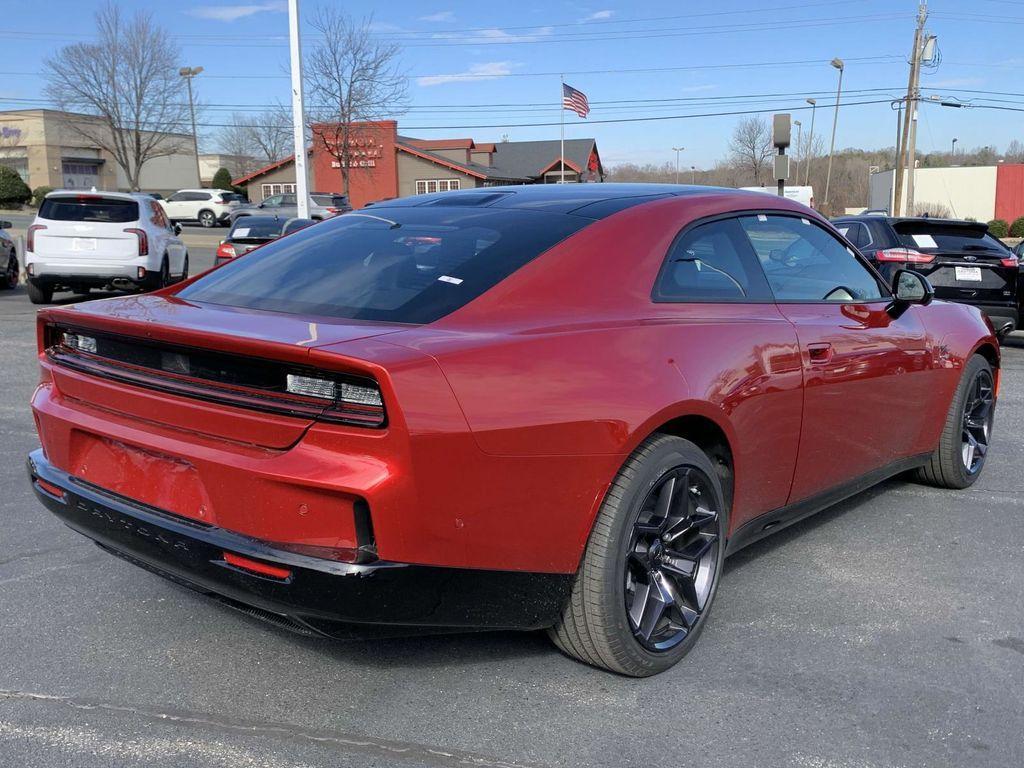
<box><xmin>968</xmin><ymin>302</ymin><xmax>1018</xmax><ymax>335</ymax></box>
<box><xmin>27</xmin><ymin>449</ymin><xmax>571</xmax><ymax>637</ymax></box>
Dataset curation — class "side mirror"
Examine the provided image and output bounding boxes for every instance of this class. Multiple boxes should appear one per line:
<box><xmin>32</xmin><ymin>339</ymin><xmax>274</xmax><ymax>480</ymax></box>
<box><xmin>173</xmin><ymin>223</ymin><xmax>182</xmax><ymax>235</ymax></box>
<box><xmin>0</xmin><ymin>220</ymin><xmax>11</xmax><ymax>229</ymax></box>
<box><xmin>257</xmin><ymin>202</ymin><xmax>265</xmax><ymax>208</ymax></box>
<box><xmin>888</xmin><ymin>268</ymin><xmax>934</xmax><ymax>316</ymax></box>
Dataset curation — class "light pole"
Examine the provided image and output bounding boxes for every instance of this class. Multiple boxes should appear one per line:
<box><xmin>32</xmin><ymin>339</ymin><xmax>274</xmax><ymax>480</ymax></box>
<box><xmin>804</xmin><ymin>98</ymin><xmax>817</xmax><ymax>186</ymax></box>
<box><xmin>823</xmin><ymin>58</ymin><xmax>844</xmax><ymax>213</ymax></box>
<box><xmin>951</xmin><ymin>137</ymin><xmax>958</xmax><ymax>160</ymax></box>
<box><xmin>672</xmin><ymin>146</ymin><xmax>685</xmax><ymax>184</ymax></box>
<box><xmin>179</xmin><ymin>66</ymin><xmax>203</xmax><ymax>188</ymax></box>
<box><xmin>690</xmin><ymin>165</ymin><xmax>696</xmax><ymax>184</ymax></box>
<box><xmin>793</xmin><ymin>119</ymin><xmax>802</xmax><ymax>186</ymax></box>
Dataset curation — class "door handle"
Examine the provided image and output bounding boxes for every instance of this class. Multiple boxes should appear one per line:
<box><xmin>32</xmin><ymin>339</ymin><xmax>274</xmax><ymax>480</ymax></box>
<box><xmin>807</xmin><ymin>343</ymin><xmax>833</xmax><ymax>364</ymax></box>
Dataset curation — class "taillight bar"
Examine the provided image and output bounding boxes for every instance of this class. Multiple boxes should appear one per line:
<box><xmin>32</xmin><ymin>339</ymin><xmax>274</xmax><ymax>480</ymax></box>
<box><xmin>1000</xmin><ymin>257</ymin><xmax>1020</xmax><ymax>268</ymax></box>
<box><xmin>215</xmin><ymin>242</ymin><xmax>236</xmax><ymax>262</ymax></box>
<box><xmin>874</xmin><ymin>248</ymin><xmax>935</xmax><ymax>264</ymax></box>
<box><xmin>123</xmin><ymin>228</ymin><xmax>149</xmax><ymax>256</ymax></box>
<box><xmin>27</xmin><ymin>224</ymin><xmax>46</xmax><ymax>252</ymax></box>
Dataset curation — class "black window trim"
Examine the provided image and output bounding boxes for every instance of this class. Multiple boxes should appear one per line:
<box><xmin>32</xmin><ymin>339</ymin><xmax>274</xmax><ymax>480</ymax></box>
<box><xmin>650</xmin><ymin>211</ymin><xmax>776</xmax><ymax>305</ymax></box>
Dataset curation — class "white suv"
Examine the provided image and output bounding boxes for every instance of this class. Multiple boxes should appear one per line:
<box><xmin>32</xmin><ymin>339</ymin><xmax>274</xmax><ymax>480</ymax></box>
<box><xmin>26</xmin><ymin>191</ymin><xmax>189</xmax><ymax>305</ymax></box>
<box><xmin>160</xmin><ymin>189</ymin><xmax>240</xmax><ymax>228</ymax></box>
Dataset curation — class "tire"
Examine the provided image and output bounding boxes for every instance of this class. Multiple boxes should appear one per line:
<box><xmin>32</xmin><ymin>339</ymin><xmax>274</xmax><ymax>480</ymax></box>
<box><xmin>198</xmin><ymin>209</ymin><xmax>216</xmax><ymax>228</ymax></box>
<box><xmin>549</xmin><ymin>434</ymin><xmax>728</xmax><ymax>676</ymax></box>
<box><xmin>3</xmin><ymin>251</ymin><xmax>17</xmax><ymax>289</ymax></box>
<box><xmin>915</xmin><ymin>354</ymin><xmax>995</xmax><ymax>489</ymax></box>
<box><xmin>179</xmin><ymin>254</ymin><xmax>189</xmax><ymax>282</ymax></box>
<box><xmin>26</xmin><ymin>280</ymin><xmax>53</xmax><ymax>305</ymax></box>
<box><xmin>158</xmin><ymin>258</ymin><xmax>170</xmax><ymax>289</ymax></box>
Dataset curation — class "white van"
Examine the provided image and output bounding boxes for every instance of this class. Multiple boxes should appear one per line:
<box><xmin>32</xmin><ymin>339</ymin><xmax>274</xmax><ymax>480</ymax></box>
<box><xmin>25</xmin><ymin>190</ymin><xmax>189</xmax><ymax>304</ymax></box>
<box><xmin>739</xmin><ymin>185</ymin><xmax>815</xmax><ymax>209</ymax></box>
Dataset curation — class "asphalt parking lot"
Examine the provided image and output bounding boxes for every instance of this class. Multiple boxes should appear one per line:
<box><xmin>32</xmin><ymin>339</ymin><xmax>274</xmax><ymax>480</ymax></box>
<box><xmin>0</xmin><ymin>276</ymin><xmax>1022</xmax><ymax>766</ymax></box>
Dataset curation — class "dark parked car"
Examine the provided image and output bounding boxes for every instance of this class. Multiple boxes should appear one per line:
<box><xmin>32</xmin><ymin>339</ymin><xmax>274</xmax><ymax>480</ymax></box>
<box><xmin>28</xmin><ymin>185</ymin><xmax>999</xmax><ymax>676</ymax></box>
<box><xmin>833</xmin><ymin>214</ymin><xmax>1021</xmax><ymax>337</ymax></box>
<box><xmin>214</xmin><ymin>216</ymin><xmax>316</xmax><ymax>264</ymax></box>
<box><xmin>0</xmin><ymin>219</ymin><xmax>18</xmax><ymax>289</ymax></box>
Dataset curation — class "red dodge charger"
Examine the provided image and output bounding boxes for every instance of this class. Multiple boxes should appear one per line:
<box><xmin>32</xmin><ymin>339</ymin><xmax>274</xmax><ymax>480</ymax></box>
<box><xmin>28</xmin><ymin>185</ymin><xmax>999</xmax><ymax>676</ymax></box>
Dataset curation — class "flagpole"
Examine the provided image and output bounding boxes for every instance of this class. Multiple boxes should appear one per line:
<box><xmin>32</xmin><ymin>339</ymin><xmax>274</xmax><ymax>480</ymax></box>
<box><xmin>559</xmin><ymin>74</ymin><xmax>565</xmax><ymax>184</ymax></box>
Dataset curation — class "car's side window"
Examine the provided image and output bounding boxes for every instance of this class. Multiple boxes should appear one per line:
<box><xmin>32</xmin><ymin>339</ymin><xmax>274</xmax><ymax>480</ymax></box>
<box><xmin>653</xmin><ymin>218</ymin><xmax>773</xmax><ymax>302</ymax></box>
<box><xmin>282</xmin><ymin>194</ymin><xmax>297</xmax><ymax>205</ymax></box>
<box><xmin>739</xmin><ymin>215</ymin><xmax>887</xmax><ymax>303</ymax></box>
<box><xmin>168</xmin><ymin>192</ymin><xmax>186</xmax><ymax>202</ymax></box>
<box><xmin>835</xmin><ymin>221</ymin><xmax>872</xmax><ymax>249</ymax></box>
<box><xmin>263</xmin><ymin>195</ymin><xmax>283</xmax><ymax>207</ymax></box>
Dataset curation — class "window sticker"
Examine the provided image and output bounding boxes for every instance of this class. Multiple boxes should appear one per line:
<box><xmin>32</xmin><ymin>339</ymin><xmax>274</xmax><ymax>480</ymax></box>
<box><xmin>757</xmin><ymin>214</ymin><xmax>768</xmax><ymax>222</ymax></box>
<box><xmin>233</xmin><ymin>228</ymin><xmax>250</xmax><ymax>237</ymax></box>
<box><xmin>911</xmin><ymin>234</ymin><xmax>938</xmax><ymax>249</ymax></box>
<box><xmin>438</xmin><ymin>275</ymin><xmax>463</xmax><ymax>285</ymax></box>
<box><xmin>801</xmin><ymin>218</ymin><xmax>810</xmax><ymax>225</ymax></box>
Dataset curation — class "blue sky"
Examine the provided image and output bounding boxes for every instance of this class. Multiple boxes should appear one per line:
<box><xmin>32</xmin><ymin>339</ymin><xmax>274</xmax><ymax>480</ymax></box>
<box><xmin>1</xmin><ymin>0</ymin><xmax>1021</xmax><ymax>168</ymax></box>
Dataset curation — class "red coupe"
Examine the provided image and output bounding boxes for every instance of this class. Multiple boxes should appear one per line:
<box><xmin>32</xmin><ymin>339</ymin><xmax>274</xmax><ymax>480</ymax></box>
<box><xmin>28</xmin><ymin>185</ymin><xmax>999</xmax><ymax>676</ymax></box>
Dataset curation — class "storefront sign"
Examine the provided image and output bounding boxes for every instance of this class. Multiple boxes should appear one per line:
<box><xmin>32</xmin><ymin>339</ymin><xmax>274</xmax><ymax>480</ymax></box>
<box><xmin>0</xmin><ymin>127</ymin><xmax>22</xmax><ymax>140</ymax></box>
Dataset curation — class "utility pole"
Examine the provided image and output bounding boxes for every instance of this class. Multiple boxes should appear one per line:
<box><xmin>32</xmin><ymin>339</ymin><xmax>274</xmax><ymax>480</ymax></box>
<box><xmin>804</xmin><ymin>98</ymin><xmax>817</xmax><ymax>186</ymax></box>
<box><xmin>793</xmin><ymin>120</ymin><xmax>802</xmax><ymax>186</ymax></box>
<box><xmin>672</xmin><ymin>146</ymin><xmax>685</xmax><ymax>184</ymax></box>
<box><xmin>178</xmin><ymin>66</ymin><xmax>203</xmax><ymax>188</ymax></box>
<box><xmin>895</xmin><ymin>1</ymin><xmax>929</xmax><ymax>217</ymax></box>
<box><xmin>288</xmin><ymin>0</ymin><xmax>310</xmax><ymax>218</ymax></box>
<box><xmin>823</xmin><ymin>58</ymin><xmax>844</xmax><ymax>213</ymax></box>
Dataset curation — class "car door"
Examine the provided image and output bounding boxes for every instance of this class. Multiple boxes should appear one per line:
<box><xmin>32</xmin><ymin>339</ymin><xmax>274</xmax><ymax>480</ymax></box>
<box><xmin>738</xmin><ymin>213</ymin><xmax>934</xmax><ymax>503</ymax></box>
<box><xmin>259</xmin><ymin>194</ymin><xmax>283</xmax><ymax>214</ymax></box>
<box><xmin>279</xmin><ymin>193</ymin><xmax>298</xmax><ymax>218</ymax></box>
<box><xmin>148</xmin><ymin>201</ymin><xmax>186</xmax><ymax>274</ymax></box>
<box><xmin>163</xmin><ymin>192</ymin><xmax>189</xmax><ymax>221</ymax></box>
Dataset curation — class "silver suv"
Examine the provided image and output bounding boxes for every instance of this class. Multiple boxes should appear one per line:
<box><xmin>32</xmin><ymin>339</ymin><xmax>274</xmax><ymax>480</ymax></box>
<box><xmin>228</xmin><ymin>192</ymin><xmax>351</xmax><ymax>225</ymax></box>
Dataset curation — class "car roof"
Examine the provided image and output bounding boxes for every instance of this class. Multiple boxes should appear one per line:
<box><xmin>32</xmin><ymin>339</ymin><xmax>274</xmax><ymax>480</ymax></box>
<box><xmin>230</xmin><ymin>215</ymin><xmax>284</xmax><ymax>227</ymax></box>
<box><xmin>834</xmin><ymin>214</ymin><xmax>983</xmax><ymax>228</ymax></box>
<box><xmin>365</xmin><ymin>183</ymin><xmax>780</xmax><ymax>218</ymax></box>
<box><xmin>45</xmin><ymin>189</ymin><xmax>151</xmax><ymax>202</ymax></box>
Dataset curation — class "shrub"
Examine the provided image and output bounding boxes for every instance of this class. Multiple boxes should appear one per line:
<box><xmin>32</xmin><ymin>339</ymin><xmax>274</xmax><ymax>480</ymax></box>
<box><xmin>1009</xmin><ymin>217</ymin><xmax>1024</xmax><ymax>238</ymax></box>
<box><xmin>32</xmin><ymin>185</ymin><xmax>54</xmax><ymax>207</ymax></box>
<box><xmin>0</xmin><ymin>166</ymin><xmax>31</xmax><ymax>207</ymax></box>
<box><xmin>211</xmin><ymin>167</ymin><xmax>234</xmax><ymax>190</ymax></box>
<box><xmin>988</xmin><ymin>218</ymin><xmax>1009</xmax><ymax>238</ymax></box>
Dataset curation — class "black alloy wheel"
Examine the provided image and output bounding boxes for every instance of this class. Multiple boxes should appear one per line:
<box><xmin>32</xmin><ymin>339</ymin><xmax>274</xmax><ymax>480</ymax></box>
<box><xmin>626</xmin><ymin>465</ymin><xmax>721</xmax><ymax>652</ymax></box>
<box><xmin>962</xmin><ymin>368</ymin><xmax>994</xmax><ymax>475</ymax></box>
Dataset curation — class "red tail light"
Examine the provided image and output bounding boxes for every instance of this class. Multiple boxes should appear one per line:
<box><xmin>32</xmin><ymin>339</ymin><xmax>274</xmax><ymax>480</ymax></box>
<box><xmin>222</xmin><ymin>552</ymin><xmax>292</xmax><ymax>580</ymax></box>
<box><xmin>27</xmin><ymin>224</ymin><xmax>46</xmax><ymax>252</ymax></box>
<box><xmin>874</xmin><ymin>248</ymin><xmax>935</xmax><ymax>264</ymax></box>
<box><xmin>215</xmin><ymin>242</ymin><xmax>236</xmax><ymax>261</ymax></box>
<box><xmin>1000</xmin><ymin>257</ymin><xmax>1019</xmax><ymax>268</ymax></box>
<box><xmin>123</xmin><ymin>228</ymin><xmax>149</xmax><ymax>256</ymax></box>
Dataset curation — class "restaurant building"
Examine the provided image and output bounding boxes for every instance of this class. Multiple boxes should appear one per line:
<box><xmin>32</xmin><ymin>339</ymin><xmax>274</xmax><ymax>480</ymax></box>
<box><xmin>0</xmin><ymin>109</ymin><xmax>199</xmax><ymax>194</ymax></box>
<box><xmin>232</xmin><ymin>120</ymin><xmax>604</xmax><ymax>209</ymax></box>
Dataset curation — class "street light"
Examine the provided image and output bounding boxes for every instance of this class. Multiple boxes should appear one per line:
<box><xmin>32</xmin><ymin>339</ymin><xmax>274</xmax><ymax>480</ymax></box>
<box><xmin>672</xmin><ymin>146</ymin><xmax>685</xmax><ymax>184</ymax></box>
<box><xmin>951</xmin><ymin>137</ymin><xmax>958</xmax><ymax>159</ymax></box>
<box><xmin>804</xmin><ymin>98</ymin><xmax>817</xmax><ymax>186</ymax></box>
<box><xmin>793</xmin><ymin>119</ymin><xmax>802</xmax><ymax>186</ymax></box>
<box><xmin>690</xmin><ymin>165</ymin><xmax>696</xmax><ymax>184</ymax></box>
<box><xmin>823</xmin><ymin>58</ymin><xmax>844</xmax><ymax>212</ymax></box>
<box><xmin>179</xmin><ymin>66</ymin><xmax>204</xmax><ymax>187</ymax></box>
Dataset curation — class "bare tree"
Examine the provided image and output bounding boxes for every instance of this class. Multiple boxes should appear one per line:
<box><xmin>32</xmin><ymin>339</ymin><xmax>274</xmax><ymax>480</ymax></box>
<box><xmin>217</xmin><ymin>110</ymin><xmax>291</xmax><ymax>167</ymax></box>
<box><xmin>1006</xmin><ymin>140</ymin><xmax>1024</xmax><ymax>164</ymax></box>
<box><xmin>728</xmin><ymin>117</ymin><xmax>774</xmax><ymax>185</ymax></box>
<box><xmin>42</xmin><ymin>3</ymin><xmax>191</xmax><ymax>191</ymax></box>
<box><xmin>305</xmin><ymin>9</ymin><xmax>408</xmax><ymax>195</ymax></box>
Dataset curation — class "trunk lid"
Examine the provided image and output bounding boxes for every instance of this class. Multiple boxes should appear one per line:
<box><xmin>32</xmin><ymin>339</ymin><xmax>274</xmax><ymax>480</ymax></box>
<box><xmin>893</xmin><ymin>220</ymin><xmax>1019</xmax><ymax>305</ymax></box>
<box><xmin>34</xmin><ymin>194</ymin><xmax>142</xmax><ymax>262</ymax></box>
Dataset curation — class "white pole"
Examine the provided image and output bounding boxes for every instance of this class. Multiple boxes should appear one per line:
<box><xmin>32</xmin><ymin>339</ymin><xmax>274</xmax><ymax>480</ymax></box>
<box><xmin>559</xmin><ymin>76</ymin><xmax>565</xmax><ymax>183</ymax></box>
<box><xmin>288</xmin><ymin>0</ymin><xmax>310</xmax><ymax>218</ymax></box>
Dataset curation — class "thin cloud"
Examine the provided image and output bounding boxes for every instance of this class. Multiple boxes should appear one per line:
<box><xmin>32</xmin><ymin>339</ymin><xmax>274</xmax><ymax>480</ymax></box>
<box><xmin>188</xmin><ymin>2</ymin><xmax>286</xmax><ymax>22</ymax></box>
<box><xmin>925</xmin><ymin>77</ymin><xmax>984</xmax><ymax>88</ymax></box>
<box><xmin>420</xmin><ymin>11</ymin><xmax>455</xmax><ymax>22</ymax></box>
<box><xmin>585</xmin><ymin>10</ymin><xmax>614</xmax><ymax>20</ymax></box>
<box><xmin>432</xmin><ymin>26</ymin><xmax>554</xmax><ymax>44</ymax></box>
<box><xmin>417</xmin><ymin>61</ymin><xmax>517</xmax><ymax>87</ymax></box>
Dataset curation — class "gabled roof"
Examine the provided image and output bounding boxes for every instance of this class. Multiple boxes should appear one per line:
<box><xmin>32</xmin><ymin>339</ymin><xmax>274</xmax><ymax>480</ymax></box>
<box><xmin>395</xmin><ymin>139</ymin><xmax>530</xmax><ymax>182</ymax></box>
<box><xmin>232</xmin><ymin>150</ymin><xmax>311</xmax><ymax>186</ymax></box>
<box><xmin>400</xmin><ymin>137</ymin><xmax>476</xmax><ymax>151</ymax></box>
<box><xmin>487</xmin><ymin>139</ymin><xmax>599</xmax><ymax>180</ymax></box>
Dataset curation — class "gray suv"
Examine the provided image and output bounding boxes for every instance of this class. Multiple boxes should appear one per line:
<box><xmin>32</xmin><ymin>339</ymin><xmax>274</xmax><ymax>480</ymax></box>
<box><xmin>229</xmin><ymin>192</ymin><xmax>351</xmax><ymax>224</ymax></box>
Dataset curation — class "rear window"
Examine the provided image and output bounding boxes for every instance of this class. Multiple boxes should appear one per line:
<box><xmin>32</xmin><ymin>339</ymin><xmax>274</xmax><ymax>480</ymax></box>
<box><xmin>229</xmin><ymin>219</ymin><xmax>284</xmax><ymax>240</ymax></box>
<box><xmin>312</xmin><ymin>195</ymin><xmax>348</xmax><ymax>207</ymax></box>
<box><xmin>39</xmin><ymin>196</ymin><xmax>139</xmax><ymax>223</ymax></box>
<box><xmin>219</xmin><ymin>193</ymin><xmax>244</xmax><ymax>203</ymax></box>
<box><xmin>178</xmin><ymin>208</ymin><xmax>588</xmax><ymax>324</ymax></box>
<box><xmin>894</xmin><ymin>222</ymin><xmax>1009</xmax><ymax>253</ymax></box>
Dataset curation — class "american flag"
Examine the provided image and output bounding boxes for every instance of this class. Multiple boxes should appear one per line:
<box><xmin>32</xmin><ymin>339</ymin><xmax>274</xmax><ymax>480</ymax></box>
<box><xmin>562</xmin><ymin>83</ymin><xmax>590</xmax><ymax>118</ymax></box>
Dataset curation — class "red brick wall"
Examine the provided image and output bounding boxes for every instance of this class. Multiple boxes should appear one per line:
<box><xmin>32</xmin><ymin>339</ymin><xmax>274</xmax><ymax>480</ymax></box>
<box><xmin>311</xmin><ymin>121</ymin><xmax>399</xmax><ymax>209</ymax></box>
<box><xmin>995</xmin><ymin>164</ymin><xmax>1024</xmax><ymax>223</ymax></box>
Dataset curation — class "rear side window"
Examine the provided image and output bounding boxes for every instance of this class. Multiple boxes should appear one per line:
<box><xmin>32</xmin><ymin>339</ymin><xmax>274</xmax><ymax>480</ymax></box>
<box><xmin>178</xmin><ymin>208</ymin><xmax>588</xmax><ymax>323</ymax></box>
<box><xmin>834</xmin><ymin>221</ymin><xmax>873</xmax><ymax>249</ymax></box>
<box><xmin>654</xmin><ymin>218</ymin><xmax>772</xmax><ymax>302</ymax></box>
<box><xmin>39</xmin><ymin>197</ymin><xmax>139</xmax><ymax>223</ymax></box>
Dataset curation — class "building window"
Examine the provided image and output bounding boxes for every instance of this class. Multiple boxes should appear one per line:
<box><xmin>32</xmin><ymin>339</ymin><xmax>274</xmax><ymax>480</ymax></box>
<box><xmin>415</xmin><ymin>179</ymin><xmax>461</xmax><ymax>194</ymax></box>
<box><xmin>261</xmin><ymin>182</ymin><xmax>296</xmax><ymax>198</ymax></box>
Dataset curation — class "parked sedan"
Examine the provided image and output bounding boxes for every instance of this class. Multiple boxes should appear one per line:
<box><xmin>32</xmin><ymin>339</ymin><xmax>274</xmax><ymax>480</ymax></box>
<box><xmin>228</xmin><ymin>192</ymin><xmax>350</xmax><ymax>225</ymax></box>
<box><xmin>0</xmin><ymin>219</ymin><xmax>18</xmax><ymax>289</ymax></box>
<box><xmin>215</xmin><ymin>216</ymin><xmax>317</xmax><ymax>264</ymax></box>
<box><xmin>28</xmin><ymin>185</ymin><xmax>998</xmax><ymax>676</ymax></box>
<box><xmin>833</xmin><ymin>214</ymin><xmax>1020</xmax><ymax>337</ymax></box>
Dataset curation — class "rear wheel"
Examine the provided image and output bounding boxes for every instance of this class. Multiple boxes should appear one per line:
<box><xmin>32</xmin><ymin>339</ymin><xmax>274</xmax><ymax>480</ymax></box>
<box><xmin>915</xmin><ymin>354</ymin><xmax>995</xmax><ymax>489</ymax></box>
<box><xmin>3</xmin><ymin>251</ymin><xmax>17</xmax><ymax>289</ymax></box>
<box><xmin>179</xmin><ymin>254</ymin><xmax>189</xmax><ymax>282</ymax></box>
<box><xmin>198</xmin><ymin>210</ymin><xmax>216</xmax><ymax>228</ymax></box>
<box><xmin>158</xmin><ymin>258</ymin><xmax>170</xmax><ymax>288</ymax></box>
<box><xmin>549</xmin><ymin>434</ymin><xmax>727</xmax><ymax>676</ymax></box>
<box><xmin>26</xmin><ymin>280</ymin><xmax>53</xmax><ymax>305</ymax></box>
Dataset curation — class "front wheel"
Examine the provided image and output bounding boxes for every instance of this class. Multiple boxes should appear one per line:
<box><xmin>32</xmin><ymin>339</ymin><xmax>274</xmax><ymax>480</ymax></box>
<box><xmin>549</xmin><ymin>434</ymin><xmax>727</xmax><ymax>676</ymax></box>
<box><xmin>178</xmin><ymin>254</ymin><xmax>189</xmax><ymax>282</ymax></box>
<box><xmin>198</xmin><ymin>210</ymin><xmax>216</xmax><ymax>228</ymax></box>
<box><xmin>915</xmin><ymin>354</ymin><xmax>995</xmax><ymax>489</ymax></box>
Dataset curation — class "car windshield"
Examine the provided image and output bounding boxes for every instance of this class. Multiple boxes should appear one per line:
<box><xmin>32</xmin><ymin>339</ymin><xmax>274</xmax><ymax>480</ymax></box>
<box><xmin>312</xmin><ymin>195</ymin><xmax>348</xmax><ymax>207</ymax></box>
<box><xmin>38</xmin><ymin>196</ymin><xmax>139</xmax><ymax>223</ymax></box>
<box><xmin>894</xmin><ymin>222</ymin><xmax>1010</xmax><ymax>253</ymax></box>
<box><xmin>179</xmin><ymin>207</ymin><xmax>588</xmax><ymax>323</ymax></box>
<box><xmin>229</xmin><ymin>218</ymin><xmax>284</xmax><ymax>240</ymax></box>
